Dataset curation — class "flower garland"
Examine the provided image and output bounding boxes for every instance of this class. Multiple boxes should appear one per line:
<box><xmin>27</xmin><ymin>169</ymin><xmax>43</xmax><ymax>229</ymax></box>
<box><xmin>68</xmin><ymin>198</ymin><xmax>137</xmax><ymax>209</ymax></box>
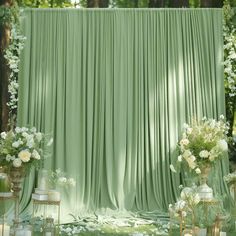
<box><xmin>4</xmin><ymin>23</ymin><xmax>26</xmax><ymax>112</ymax></box>
<box><xmin>223</xmin><ymin>2</ymin><xmax>236</xmax><ymax>98</ymax></box>
<box><xmin>224</xmin><ymin>171</ymin><xmax>236</xmax><ymax>185</ymax></box>
<box><xmin>0</xmin><ymin>3</ymin><xmax>26</xmax><ymax>123</ymax></box>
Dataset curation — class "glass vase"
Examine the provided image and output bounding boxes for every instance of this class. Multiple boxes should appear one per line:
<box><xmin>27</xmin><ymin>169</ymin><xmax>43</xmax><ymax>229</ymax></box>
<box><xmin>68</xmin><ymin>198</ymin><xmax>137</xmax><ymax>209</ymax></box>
<box><xmin>8</xmin><ymin>166</ymin><xmax>25</xmax><ymax>229</ymax></box>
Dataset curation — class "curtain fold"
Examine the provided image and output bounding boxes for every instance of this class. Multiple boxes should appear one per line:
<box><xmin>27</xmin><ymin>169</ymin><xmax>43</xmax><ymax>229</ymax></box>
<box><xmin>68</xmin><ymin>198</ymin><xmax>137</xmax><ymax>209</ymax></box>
<box><xmin>18</xmin><ymin>9</ymin><xmax>226</xmax><ymax>220</ymax></box>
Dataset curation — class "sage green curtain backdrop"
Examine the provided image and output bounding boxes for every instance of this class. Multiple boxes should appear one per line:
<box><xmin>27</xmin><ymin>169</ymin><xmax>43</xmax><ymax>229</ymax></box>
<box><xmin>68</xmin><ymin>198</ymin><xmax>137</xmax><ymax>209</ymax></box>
<box><xmin>18</xmin><ymin>9</ymin><xmax>227</xmax><ymax>219</ymax></box>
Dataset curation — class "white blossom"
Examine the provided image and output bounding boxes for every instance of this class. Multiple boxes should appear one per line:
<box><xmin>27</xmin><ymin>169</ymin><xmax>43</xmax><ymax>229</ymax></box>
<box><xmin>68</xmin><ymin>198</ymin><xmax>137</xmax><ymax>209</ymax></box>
<box><xmin>13</xmin><ymin>158</ymin><xmax>22</xmax><ymax>167</ymax></box>
<box><xmin>170</xmin><ymin>164</ymin><xmax>177</xmax><ymax>173</ymax></box>
<box><xmin>0</xmin><ymin>132</ymin><xmax>7</xmax><ymax>139</ymax></box>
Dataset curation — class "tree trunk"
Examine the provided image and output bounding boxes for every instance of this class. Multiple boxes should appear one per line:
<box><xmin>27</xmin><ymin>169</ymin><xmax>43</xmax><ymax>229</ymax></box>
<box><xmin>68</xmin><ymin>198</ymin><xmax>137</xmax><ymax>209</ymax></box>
<box><xmin>169</xmin><ymin>0</ymin><xmax>189</xmax><ymax>7</ymax></box>
<box><xmin>87</xmin><ymin>0</ymin><xmax>99</xmax><ymax>7</ymax></box>
<box><xmin>0</xmin><ymin>2</ymin><xmax>11</xmax><ymax>131</ymax></box>
<box><xmin>200</xmin><ymin>0</ymin><xmax>214</xmax><ymax>7</ymax></box>
<box><xmin>201</xmin><ymin>0</ymin><xmax>223</xmax><ymax>7</ymax></box>
<box><xmin>99</xmin><ymin>0</ymin><xmax>109</xmax><ymax>7</ymax></box>
<box><xmin>149</xmin><ymin>0</ymin><xmax>165</xmax><ymax>7</ymax></box>
<box><xmin>213</xmin><ymin>0</ymin><xmax>223</xmax><ymax>8</ymax></box>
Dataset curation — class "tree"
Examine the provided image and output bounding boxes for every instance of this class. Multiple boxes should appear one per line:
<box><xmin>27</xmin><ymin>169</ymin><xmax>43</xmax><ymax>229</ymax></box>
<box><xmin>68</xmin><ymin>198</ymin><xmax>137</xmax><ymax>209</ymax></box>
<box><xmin>0</xmin><ymin>0</ymin><xmax>11</xmax><ymax>131</ymax></box>
<box><xmin>149</xmin><ymin>0</ymin><xmax>165</xmax><ymax>7</ymax></box>
<box><xmin>200</xmin><ymin>0</ymin><xmax>222</xmax><ymax>7</ymax></box>
<box><xmin>169</xmin><ymin>0</ymin><xmax>189</xmax><ymax>7</ymax></box>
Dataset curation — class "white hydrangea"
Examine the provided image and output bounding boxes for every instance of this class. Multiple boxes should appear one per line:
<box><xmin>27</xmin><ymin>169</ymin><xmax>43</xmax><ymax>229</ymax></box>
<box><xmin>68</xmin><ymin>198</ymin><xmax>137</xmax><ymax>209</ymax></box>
<box><xmin>199</xmin><ymin>150</ymin><xmax>209</xmax><ymax>158</ymax></box>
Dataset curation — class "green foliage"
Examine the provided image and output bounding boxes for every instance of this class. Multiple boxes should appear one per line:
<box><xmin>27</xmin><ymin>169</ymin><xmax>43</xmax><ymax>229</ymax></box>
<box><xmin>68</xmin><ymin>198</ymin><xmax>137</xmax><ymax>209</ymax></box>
<box><xmin>111</xmin><ymin>0</ymin><xmax>148</xmax><ymax>8</ymax></box>
<box><xmin>0</xmin><ymin>4</ymin><xmax>18</xmax><ymax>27</ymax></box>
<box><xmin>189</xmin><ymin>0</ymin><xmax>200</xmax><ymax>7</ymax></box>
<box><xmin>16</xmin><ymin>0</ymin><xmax>73</xmax><ymax>8</ymax></box>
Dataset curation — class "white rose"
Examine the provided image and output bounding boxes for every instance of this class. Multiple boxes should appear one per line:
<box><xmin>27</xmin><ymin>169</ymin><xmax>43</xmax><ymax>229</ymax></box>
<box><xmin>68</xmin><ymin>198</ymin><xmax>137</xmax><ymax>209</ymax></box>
<box><xmin>183</xmin><ymin>150</ymin><xmax>191</xmax><ymax>158</ymax></box>
<box><xmin>195</xmin><ymin>168</ymin><xmax>201</xmax><ymax>174</ymax></box>
<box><xmin>0</xmin><ymin>132</ymin><xmax>7</xmax><ymax>139</ymax></box>
<box><xmin>178</xmin><ymin>155</ymin><xmax>182</xmax><ymax>162</ymax></box>
<box><xmin>18</xmin><ymin>150</ymin><xmax>31</xmax><ymax>162</ymax></box>
<box><xmin>217</xmin><ymin>139</ymin><xmax>228</xmax><ymax>152</ymax></box>
<box><xmin>32</xmin><ymin>149</ymin><xmax>40</xmax><ymax>160</ymax></box>
<box><xmin>187</xmin><ymin>158</ymin><xmax>196</xmax><ymax>169</ymax></box>
<box><xmin>13</xmin><ymin>158</ymin><xmax>22</xmax><ymax>167</ymax></box>
<box><xmin>180</xmin><ymin>138</ymin><xmax>189</xmax><ymax>146</ymax></box>
<box><xmin>199</xmin><ymin>150</ymin><xmax>209</xmax><ymax>158</ymax></box>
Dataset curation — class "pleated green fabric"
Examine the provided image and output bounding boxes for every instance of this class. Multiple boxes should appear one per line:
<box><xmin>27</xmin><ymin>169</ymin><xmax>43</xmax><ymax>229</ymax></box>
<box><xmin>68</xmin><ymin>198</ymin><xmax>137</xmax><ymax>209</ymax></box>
<box><xmin>18</xmin><ymin>9</ymin><xmax>227</xmax><ymax>218</ymax></box>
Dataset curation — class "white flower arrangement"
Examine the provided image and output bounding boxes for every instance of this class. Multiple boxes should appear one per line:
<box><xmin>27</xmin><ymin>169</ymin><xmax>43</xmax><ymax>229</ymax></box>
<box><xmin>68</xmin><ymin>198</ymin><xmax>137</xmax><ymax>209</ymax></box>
<box><xmin>169</xmin><ymin>186</ymin><xmax>200</xmax><ymax>224</ymax></box>
<box><xmin>0</xmin><ymin>127</ymin><xmax>50</xmax><ymax>170</ymax></box>
<box><xmin>171</xmin><ymin>115</ymin><xmax>229</xmax><ymax>175</ymax></box>
<box><xmin>223</xmin><ymin>3</ymin><xmax>236</xmax><ymax>98</ymax></box>
<box><xmin>223</xmin><ymin>172</ymin><xmax>236</xmax><ymax>185</ymax></box>
<box><xmin>4</xmin><ymin>24</ymin><xmax>26</xmax><ymax>112</ymax></box>
<box><xmin>50</xmin><ymin>168</ymin><xmax>76</xmax><ymax>188</ymax></box>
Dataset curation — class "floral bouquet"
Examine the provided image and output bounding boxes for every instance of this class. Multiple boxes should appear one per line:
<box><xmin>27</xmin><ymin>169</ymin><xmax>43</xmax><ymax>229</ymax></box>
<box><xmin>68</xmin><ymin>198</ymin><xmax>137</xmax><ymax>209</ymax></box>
<box><xmin>169</xmin><ymin>186</ymin><xmax>200</xmax><ymax>232</ymax></box>
<box><xmin>223</xmin><ymin>172</ymin><xmax>236</xmax><ymax>185</ymax></box>
<box><xmin>49</xmin><ymin>168</ymin><xmax>76</xmax><ymax>188</ymax></box>
<box><xmin>170</xmin><ymin>115</ymin><xmax>229</xmax><ymax>175</ymax></box>
<box><xmin>169</xmin><ymin>186</ymin><xmax>200</xmax><ymax>218</ymax></box>
<box><xmin>0</xmin><ymin>126</ymin><xmax>52</xmax><ymax>171</ymax></box>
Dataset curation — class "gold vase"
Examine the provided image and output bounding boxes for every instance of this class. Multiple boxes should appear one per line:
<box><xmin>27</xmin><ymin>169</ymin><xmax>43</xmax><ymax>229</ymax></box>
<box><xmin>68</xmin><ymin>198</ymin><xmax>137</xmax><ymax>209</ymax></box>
<box><xmin>8</xmin><ymin>166</ymin><xmax>25</xmax><ymax>227</ymax></box>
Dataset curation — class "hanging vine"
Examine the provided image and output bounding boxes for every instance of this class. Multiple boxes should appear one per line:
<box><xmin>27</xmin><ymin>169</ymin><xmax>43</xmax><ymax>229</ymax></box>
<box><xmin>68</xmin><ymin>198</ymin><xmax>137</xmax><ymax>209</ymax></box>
<box><xmin>223</xmin><ymin>1</ymin><xmax>236</xmax><ymax>162</ymax></box>
<box><xmin>0</xmin><ymin>2</ymin><xmax>26</xmax><ymax>128</ymax></box>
